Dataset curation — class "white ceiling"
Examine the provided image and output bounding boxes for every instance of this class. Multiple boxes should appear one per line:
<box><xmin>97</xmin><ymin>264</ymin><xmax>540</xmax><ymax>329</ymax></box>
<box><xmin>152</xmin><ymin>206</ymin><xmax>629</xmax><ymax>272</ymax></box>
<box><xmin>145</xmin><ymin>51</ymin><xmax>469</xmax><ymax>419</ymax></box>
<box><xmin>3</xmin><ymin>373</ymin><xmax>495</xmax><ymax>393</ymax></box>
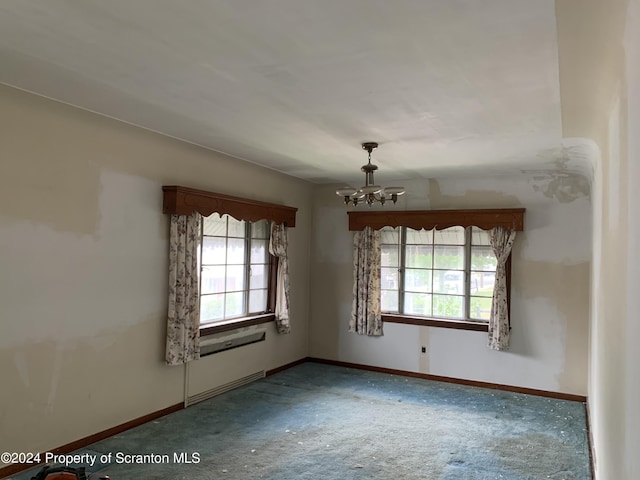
<box><xmin>0</xmin><ymin>0</ymin><xmax>565</xmax><ymax>185</ymax></box>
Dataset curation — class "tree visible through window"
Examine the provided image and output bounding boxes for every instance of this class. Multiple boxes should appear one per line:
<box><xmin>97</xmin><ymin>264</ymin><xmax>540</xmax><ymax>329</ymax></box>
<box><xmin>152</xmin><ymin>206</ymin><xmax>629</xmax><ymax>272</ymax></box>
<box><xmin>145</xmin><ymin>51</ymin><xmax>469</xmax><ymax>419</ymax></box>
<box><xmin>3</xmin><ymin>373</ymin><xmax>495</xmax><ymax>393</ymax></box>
<box><xmin>200</xmin><ymin>214</ymin><xmax>270</xmax><ymax>324</ymax></box>
<box><xmin>381</xmin><ymin>226</ymin><xmax>498</xmax><ymax>322</ymax></box>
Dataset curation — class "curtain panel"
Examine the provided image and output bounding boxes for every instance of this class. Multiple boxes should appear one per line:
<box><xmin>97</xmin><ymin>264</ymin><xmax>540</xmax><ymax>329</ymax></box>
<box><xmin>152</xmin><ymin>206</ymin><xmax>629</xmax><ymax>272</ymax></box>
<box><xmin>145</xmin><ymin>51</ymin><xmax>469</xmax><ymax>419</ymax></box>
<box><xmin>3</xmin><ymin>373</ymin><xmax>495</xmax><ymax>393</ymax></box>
<box><xmin>350</xmin><ymin>226</ymin><xmax>383</xmax><ymax>336</ymax></box>
<box><xmin>269</xmin><ymin>222</ymin><xmax>291</xmax><ymax>334</ymax></box>
<box><xmin>165</xmin><ymin>212</ymin><xmax>202</xmax><ymax>366</ymax></box>
<box><xmin>488</xmin><ymin>226</ymin><xmax>516</xmax><ymax>351</ymax></box>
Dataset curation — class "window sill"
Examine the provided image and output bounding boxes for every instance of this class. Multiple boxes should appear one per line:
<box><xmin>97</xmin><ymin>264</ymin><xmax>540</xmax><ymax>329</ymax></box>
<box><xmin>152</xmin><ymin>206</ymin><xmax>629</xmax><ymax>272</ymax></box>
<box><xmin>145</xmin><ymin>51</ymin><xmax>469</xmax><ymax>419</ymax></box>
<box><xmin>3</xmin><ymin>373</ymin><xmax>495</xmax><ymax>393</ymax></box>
<box><xmin>382</xmin><ymin>314</ymin><xmax>489</xmax><ymax>332</ymax></box>
<box><xmin>200</xmin><ymin>313</ymin><xmax>275</xmax><ymax>336</ymax></box>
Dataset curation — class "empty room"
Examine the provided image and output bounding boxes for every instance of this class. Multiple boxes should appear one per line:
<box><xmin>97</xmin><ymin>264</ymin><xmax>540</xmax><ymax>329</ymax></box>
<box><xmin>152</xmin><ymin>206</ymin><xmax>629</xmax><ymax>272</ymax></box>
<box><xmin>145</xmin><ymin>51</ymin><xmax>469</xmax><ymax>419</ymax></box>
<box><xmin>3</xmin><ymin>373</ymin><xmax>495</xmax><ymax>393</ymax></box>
<box><xmin>1</xmin><ymin>1</ymin><xmax>638</xmax><ymax>479</ymax></box>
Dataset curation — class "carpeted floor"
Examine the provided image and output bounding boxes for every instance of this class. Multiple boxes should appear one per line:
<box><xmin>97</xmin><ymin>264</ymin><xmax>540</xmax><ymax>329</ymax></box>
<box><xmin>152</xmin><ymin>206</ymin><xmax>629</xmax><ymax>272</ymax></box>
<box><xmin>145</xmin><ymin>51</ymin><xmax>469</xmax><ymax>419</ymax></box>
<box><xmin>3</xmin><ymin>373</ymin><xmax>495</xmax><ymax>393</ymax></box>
<box><xmin>7</xmin><ymin>362</ymin><xmax>591</xmax><ymax>479</ymax></box>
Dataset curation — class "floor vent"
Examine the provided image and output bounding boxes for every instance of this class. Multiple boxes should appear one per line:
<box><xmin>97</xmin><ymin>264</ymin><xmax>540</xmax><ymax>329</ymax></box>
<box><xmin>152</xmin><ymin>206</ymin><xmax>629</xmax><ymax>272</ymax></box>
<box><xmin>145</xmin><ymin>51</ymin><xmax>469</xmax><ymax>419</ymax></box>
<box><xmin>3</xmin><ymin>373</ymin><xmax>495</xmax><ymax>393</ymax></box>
<box><xmin>186</xmin><ymin>370</ymin><xmax>265</xmax><ymax>406</ymax></box>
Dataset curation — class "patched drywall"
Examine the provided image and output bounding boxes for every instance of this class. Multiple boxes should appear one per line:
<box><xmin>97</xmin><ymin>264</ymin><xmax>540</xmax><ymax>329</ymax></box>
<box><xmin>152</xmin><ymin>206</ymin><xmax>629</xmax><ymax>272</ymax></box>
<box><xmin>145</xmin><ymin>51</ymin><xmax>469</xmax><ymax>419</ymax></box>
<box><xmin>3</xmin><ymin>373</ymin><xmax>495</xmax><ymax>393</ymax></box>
<box><xmin>0</xmin><ymin>317</ymin><xmax>183</xmax><ymax>454</ymax></box>
<box><xmin>0</xmin><ymin>84</ymin><xmax>312</xmax><ymax>459</ymax></box>
<box><xmin>310</xmin><ymin>171</ymin><xmax>590</xmax><ymax>395</ymax></box>
<box><xmin>512</xmin><ymin>259</ymin><xmax>590</xmax><ymax>394</ymax></box>
<box><xmin>427</xmin><ymin>178</ymin><xmax>523</xmax><ymax>209</ymax></box>
<box><xmin>555</xmin><ymin>0</ymin><xmax>640</xmax><ymax>477</ymax></box>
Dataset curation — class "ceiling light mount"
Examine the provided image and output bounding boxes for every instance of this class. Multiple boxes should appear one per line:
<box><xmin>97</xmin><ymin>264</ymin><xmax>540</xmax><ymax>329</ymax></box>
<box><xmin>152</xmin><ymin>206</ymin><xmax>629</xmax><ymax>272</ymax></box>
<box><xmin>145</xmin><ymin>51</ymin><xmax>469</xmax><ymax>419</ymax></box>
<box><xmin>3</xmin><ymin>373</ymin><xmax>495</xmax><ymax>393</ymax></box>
<box><xmin>336</xmin><ymin>142</ymin><xmax>405</xmax><ymax>206</ymax></box>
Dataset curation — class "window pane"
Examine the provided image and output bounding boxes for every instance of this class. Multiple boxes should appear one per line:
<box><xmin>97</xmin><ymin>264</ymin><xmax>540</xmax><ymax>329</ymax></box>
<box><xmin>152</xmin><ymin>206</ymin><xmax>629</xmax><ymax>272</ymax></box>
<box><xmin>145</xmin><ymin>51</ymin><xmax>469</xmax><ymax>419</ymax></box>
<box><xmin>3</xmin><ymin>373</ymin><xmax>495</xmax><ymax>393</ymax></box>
<box><xmin>404</xmin><ymin>292</ymin><xmax>432</xmax><ymax>316</ymax></box>
<box><xmin>250</xmin><ymin>264</ymin><xmax>268</xmax><ymax>289</ymax></box>
<box><xmin>381</xmin><ymin>267</ymin><xmax>398</xmax><ymax>289</ymax></box>
<box><xmin>249</xmin><ymin>289</ymin><xmax>267</xmax><ymax>313</ymax></box>
<box><xmin>433</xmin><ymin>294</ymin><xmax>464</xmax><ymax>319</ymax></box>
<box><xmin>434</xmin><ymin>226</ymin><xmax>465</xmax><ymax>245</ymax></box>
<box><xmin>251</xmin><ymin>239</ymin><xmax>268</xmax><ymax>263</ymax></box>
<box><xmin>225</xmin><ymin>292</ymin><xmax>244</xmax><ymax>317</ymax></box>
<box><xmin>227</xmin><ymin>216</ymin><xmax>246</xmax><ymax>237</ymax></box>
<box><xmin>470</xmin><ymin>296</ymin><xmax>492</xmax><ymax>320</ymax></box>
<box><xmin>471</xmin><ymin>227</ymin><xmax>491</xmax><ymax>246</ymax></box>
<box><xmin>202</xmin><ymin>237</ymin><xmax>227</xmax><ymax>264</ymax></box>
<box><xmin>471</xmin><ymin>246</ymin><xmax>497</xmax><ymax>271</ymax></box>
<box><xmin>225</xmin><ymin>265</ymin><xmax>245</xmax><ymax>291</ymax></box>
<box><xmin>380</xmin><ymin>226</ymin><xmax>399</xmax><ymax>244</ymax></box>
<box><xmin>201</xmin><ymin>294</ymin><xmax>225</xmax><ymax>322</ymax></box>
<box><xmin>203</xmin><ymin>213</ymin><xmax>226</xmax><ymax>236</ymax></box>
<box><xmin>381</xmin><ymin>289</ymin><xmax>398</xmax><ymax>312</ymax></box>
<box><xmin>251</xmin><ymin>220</ymin><xmax>269</xmax><ymax>239</ymax></box>
<box><xmin>201</xmin><ymin>266</ymin><xmax>226</xmax><ymax>294</ymax></box>
<box><xmin>434</xmin><ymin>269</ymin><xmax>464</xmax><ymax>294</ymax></box>
<box><xmin>200</xmin><ymin>216</ymin><xmax>270</xmax><ymax>325</ymax></box>
<box><xmin>406</xmin><ymin>228</ymin><xmax>433</xmax><ymax>244</ymax></box>
<box><xmin>433</xmin><ymin>246</ymin><xmax>464</xmax><ymax>269</ymax></box>
<box><xmin>406</xmin><ymin>246</ymin><xmax>433</xmax><ymax>268</ymax></box>
<box><xmin>405</xmin><ymin>268</ymin><xmax>432</xmax><ymax>292</ymax></box>
<box><xmin>381</xmin><ymin>245</ymin><xmax>399</xmax><ymax>267</ymax></box>
<box><xmin>470</xmin><ymin>272</ymin><xmax>495</xmax><ymax>296</ymax></box>
<box><xmin>226</xmin><ymin>238</ymin><xmax>245</xmax><ymax>264</ymax></box>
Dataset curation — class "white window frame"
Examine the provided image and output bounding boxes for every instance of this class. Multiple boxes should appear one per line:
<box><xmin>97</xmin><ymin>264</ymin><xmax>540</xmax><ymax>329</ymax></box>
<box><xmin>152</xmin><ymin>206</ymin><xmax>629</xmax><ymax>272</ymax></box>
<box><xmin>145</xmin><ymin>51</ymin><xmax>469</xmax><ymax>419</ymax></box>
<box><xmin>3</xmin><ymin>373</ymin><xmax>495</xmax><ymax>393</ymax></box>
<box><xmin>199</xmin><ymin>214</ymin><xmax>271</xmax><ymax>325</ymax></box>
<box><xmin>381</xmin><ymin>226</ymin><xmax>499</xmax><ymax>323</ymax></box>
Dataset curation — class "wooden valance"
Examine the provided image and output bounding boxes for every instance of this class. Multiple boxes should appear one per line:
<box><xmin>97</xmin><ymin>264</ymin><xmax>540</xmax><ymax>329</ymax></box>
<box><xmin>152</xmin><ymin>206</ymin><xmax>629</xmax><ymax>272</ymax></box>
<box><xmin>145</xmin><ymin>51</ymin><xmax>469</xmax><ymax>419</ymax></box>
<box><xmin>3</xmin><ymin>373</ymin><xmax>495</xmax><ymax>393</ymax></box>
<box><xmin>162</xmin><ymin>186</ymin><xmax>297</xmax><ymax>227</ymax></box>
<box><xmin>348</xmin><ymin>208</ymin><xmax>525</xmax><ymax>232</ymax></box>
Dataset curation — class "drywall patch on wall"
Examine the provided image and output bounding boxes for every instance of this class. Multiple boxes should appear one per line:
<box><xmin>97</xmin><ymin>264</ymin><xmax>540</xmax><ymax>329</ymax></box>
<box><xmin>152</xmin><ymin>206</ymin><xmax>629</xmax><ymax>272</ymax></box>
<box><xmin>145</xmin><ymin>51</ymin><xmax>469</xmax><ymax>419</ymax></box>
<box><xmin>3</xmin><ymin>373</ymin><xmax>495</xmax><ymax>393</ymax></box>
<box><xmin>0</xmin><ymin>84</ymin><xmax>101</xmax><ymax>234</ymax></box>
<box><xmin>513</xmin><ymin>259</ymin><xmax>590</xmax><ymax>394</ymax></box>
<box><xmin>427</xmin><ymin>178</ymin><xmax>523</xmax><ymax>209</ymax></box>
<box><xmin>0</xmin><ymin>170</ymin><xmax>166</xmax><ymax>349</ymax></box>
<box><xmin>517</xmin><ymin>197</ymin><xmax>591</xmax><ymax>264</ymax></box>
<box><xmin>0</xmin><ymin>315</ymin><xmax>184</xmax><ymax>456</ymax></box>
<box><xmin>0</xmin><ymin>84</ymin><xmax>311</xmax><ymax>235</ymax></box>
<box><xmin>311</xmin><ymin>173</ymin><xmax>590</xmax><ymax>395</ymax></box>
<box><xmin>426</xmin><ymin>295</ymin><xmax>569</xmax><ymax>393</ymax></box>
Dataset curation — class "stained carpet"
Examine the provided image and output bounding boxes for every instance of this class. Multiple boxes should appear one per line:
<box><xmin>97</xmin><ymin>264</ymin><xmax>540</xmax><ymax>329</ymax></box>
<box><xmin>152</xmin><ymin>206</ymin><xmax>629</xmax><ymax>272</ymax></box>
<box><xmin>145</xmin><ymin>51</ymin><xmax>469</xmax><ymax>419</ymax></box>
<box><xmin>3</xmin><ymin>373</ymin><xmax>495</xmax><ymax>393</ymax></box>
<box><xmin>7</xmin><ymin>362</ymin><xmax>591</xmax><ymax>479</ymax></box>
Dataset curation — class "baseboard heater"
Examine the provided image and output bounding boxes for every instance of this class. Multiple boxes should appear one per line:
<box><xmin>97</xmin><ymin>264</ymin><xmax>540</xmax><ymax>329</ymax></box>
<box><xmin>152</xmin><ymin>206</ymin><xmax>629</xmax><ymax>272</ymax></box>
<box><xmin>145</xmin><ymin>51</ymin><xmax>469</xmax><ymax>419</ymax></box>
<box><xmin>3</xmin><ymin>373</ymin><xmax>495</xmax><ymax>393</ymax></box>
<box><xmin>200</xmin><ymin>331</ymin><xmax>266</xmax><ymax>357</ymax></box>
<box><xmin>186</xmin><ymin>370</ymin><xmax>265</xmax><ymax>406</ymax></box>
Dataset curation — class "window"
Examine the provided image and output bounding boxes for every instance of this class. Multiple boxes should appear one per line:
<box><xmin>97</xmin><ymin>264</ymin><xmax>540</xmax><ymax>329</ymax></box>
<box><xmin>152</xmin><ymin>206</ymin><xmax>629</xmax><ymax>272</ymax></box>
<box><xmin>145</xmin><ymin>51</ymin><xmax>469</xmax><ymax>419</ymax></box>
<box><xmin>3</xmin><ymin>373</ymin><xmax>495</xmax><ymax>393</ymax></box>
<box><xmin>380</xmin><ymin>226</ymin><xmax>499</xmax><ymax>323</ymax></box>
<box><xmin>200</xmin><ymin>213</ymin><xmax>272</xmax><ymax>325</ymax></box>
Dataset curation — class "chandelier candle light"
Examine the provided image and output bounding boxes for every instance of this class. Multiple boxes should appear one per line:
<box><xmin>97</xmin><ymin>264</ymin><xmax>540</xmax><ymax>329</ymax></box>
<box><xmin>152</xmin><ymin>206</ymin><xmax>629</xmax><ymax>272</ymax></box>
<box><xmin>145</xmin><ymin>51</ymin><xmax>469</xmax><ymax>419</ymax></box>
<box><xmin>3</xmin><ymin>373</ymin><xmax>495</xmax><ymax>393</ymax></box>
<box><xmin>336</xmin><ymin>142</ymin><xmax>405</xmax><ymax>206</ymax></box>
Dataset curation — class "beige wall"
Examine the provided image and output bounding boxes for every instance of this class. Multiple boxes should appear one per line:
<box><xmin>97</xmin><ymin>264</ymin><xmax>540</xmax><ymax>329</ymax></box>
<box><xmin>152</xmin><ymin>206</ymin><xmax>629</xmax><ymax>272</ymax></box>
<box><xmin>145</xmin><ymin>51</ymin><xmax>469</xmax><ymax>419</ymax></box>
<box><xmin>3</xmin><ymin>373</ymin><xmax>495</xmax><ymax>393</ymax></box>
<box><xmin>556</xmin><ymin>0</ymin><xmax>639</xmax><ymax>477</ymax></box>
<box><xmin>310</xmin><ymin>171</ymin><xmax>591</xmax><ymax>395</ymax></box>
<box><xmin>0</xmin><ymin>84</ymin><xmax>312</xmax><ymax>458</ymax></box>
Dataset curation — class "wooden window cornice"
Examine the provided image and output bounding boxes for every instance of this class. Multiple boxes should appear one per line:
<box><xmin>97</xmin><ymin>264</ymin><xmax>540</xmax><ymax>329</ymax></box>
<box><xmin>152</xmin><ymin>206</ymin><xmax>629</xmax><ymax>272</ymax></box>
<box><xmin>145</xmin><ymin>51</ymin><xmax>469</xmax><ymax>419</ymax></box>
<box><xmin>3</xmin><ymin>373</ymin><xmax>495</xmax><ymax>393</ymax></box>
<box><xmin>162</xmin><ymin>186</ymin><xmax>297</xmax><ymax>227</ymax></box>
<box><xmin>348</xmin><ymin>208</ymin><xmax>525</xmax><ymax>232</ymax></box>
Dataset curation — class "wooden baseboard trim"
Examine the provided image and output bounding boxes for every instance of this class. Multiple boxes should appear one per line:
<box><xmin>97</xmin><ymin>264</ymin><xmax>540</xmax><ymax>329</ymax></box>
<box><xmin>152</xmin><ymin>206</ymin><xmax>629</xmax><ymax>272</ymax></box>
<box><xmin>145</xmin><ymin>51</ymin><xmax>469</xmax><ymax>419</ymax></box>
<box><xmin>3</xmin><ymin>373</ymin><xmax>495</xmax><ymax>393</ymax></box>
<box><xmin>0</xmin><ymin>402</ymin><xmax>183</xmax><ymax>479</ymax></box>
<box><xmin>266</xmin><ymin>357</ymin><xmax>308</xmax><ymax>377</ymax></box>
<box><xmin>306</xmin><ymin>357</ymin><xmax>587</xmax><ymax>403</ymax></box>
<box><xmin>585</xmin><ymin>400</ymin><xmax>596</xmax><ymax>478</ymax></box>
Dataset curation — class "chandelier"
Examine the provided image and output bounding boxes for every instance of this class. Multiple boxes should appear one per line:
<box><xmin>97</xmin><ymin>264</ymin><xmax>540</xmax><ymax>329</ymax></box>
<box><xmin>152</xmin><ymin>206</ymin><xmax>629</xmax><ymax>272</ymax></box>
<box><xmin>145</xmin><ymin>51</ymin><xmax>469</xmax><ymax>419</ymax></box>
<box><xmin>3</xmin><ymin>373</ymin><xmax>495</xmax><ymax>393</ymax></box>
<box><xmin>336</xmin><ymin>142</ymin><xmax>405</xmax><ymax>206</ymax></box>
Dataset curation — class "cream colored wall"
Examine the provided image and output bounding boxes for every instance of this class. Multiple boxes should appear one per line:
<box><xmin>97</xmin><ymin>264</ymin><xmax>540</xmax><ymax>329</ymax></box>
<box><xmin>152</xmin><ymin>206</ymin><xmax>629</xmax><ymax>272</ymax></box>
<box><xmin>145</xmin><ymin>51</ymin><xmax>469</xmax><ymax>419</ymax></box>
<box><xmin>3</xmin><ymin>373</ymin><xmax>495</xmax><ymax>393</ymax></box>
<box><xmin>0</xmin><ymin>84</ymin><xmax>312</xmax><ymax>458</ymax></box>
<box><xmin>556</xmin><ymin>0</ymin><xmax>639</xmax><ymax>478</ymax></box>
<box><xmin>310</xmin><ymin>171</ymin><xmax>591</xmax><ymax>395</ymax></box>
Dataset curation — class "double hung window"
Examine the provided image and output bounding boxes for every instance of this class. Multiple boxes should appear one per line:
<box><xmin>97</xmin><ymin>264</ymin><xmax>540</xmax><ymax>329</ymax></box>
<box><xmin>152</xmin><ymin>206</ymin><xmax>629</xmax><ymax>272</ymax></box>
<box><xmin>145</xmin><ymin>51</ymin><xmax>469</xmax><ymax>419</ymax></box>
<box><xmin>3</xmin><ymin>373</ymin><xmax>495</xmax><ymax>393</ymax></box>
<box><xmin>200</xmin><ymin>213</ymin><xmax>271</xmax><ymax>325</ymax></box>
<box><xmin>381</xmin><ymin>226</ymin><xmax>498</xmax><ymax>323</ymax></box>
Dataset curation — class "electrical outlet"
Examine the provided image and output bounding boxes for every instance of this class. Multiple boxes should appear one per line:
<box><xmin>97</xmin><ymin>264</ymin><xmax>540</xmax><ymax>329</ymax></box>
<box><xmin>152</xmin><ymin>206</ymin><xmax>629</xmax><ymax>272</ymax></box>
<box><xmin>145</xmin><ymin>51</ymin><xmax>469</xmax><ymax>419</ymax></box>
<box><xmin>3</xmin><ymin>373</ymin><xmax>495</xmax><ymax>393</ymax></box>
<box><xmin>421</xmin><ymin>346</ymin><xmax>426</xmax><ymax>353</ymax></box>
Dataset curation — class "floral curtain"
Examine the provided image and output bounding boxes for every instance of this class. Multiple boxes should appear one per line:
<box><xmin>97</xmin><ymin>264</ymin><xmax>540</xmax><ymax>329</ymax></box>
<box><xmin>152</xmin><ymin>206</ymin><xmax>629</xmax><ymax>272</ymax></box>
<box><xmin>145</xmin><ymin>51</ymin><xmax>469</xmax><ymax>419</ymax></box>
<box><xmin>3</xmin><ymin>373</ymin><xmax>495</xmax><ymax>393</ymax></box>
<box><xmin>165</xmin><ymin>212</ymin><xmax>202</xmax><ymax>366</ymax></box>
<box><xmin>350</xmin><ymin>226</ymin><xmax>383</xmax><ymax>336</ymax></box>
<box><xmin>488</xmin><ymin>226</ymin><xmax>516</xmax><ymax>351</ymax></box>
<box><xmin>269</xmin><ymin>222</ymin><xmax>291</xmax><ymax>334</ymax></box>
